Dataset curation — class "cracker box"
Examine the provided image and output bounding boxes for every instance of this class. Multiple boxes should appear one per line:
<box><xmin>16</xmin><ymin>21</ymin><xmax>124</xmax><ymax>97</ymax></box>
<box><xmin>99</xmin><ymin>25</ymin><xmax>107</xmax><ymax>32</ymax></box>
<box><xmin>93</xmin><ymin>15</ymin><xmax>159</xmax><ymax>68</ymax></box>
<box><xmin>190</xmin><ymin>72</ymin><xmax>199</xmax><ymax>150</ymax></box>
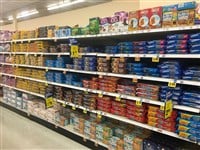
<box><xmin>128</xmin><ymin>11</ymin><xmax>139</xmax><ymax>31</ymax></box>
<box><xmin>162</xmin><ymin>4</ymin><xmax>178</xmax><ymax>27</ymax></box>
<box><xmin>177</xmin><ymin>1</ymin><xmax>196</xmax><ymax>26</ymax></box>
<box><xmin>89</xmin><ymin>17</ymin><xmax>100</xmax><ymax>35</ymax></box>
<box><xmin>138</xmin><ymin>9</ymin><xmax>150</xmax><ymax>30</ymax></box>
<box><xmin>108</xmin><ymin>15</ymin><xmax>120</xmax><ymax>33</ymax></box>
<box><xmin>100</xmin><ymin>17</ymin><xmax>110</xmax><ymax>34</ymax></box>
<box><xmin>114</xmin><ymin>11</ymin><xmax>129</xmax><ymax>32</ymax></box>
<box><xmin>195</xmin><ymin>3</ymin><xmax>200</xmax><ymax>24</ymax></box>
<box><xmin>149</xmin><ymin>6</ymin><xmax>162</xmax><ymax>29</ymax></box>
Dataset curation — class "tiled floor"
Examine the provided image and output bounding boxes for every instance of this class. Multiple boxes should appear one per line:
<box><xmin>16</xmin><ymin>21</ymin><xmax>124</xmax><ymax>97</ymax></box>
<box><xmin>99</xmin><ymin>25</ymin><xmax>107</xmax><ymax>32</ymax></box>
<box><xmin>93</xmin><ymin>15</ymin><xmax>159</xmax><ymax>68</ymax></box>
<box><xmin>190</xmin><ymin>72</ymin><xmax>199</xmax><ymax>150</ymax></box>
<box><xmin>0</xmin><ymin>106</ymin><xmax>91</xmax><ymax>150</ymax></box>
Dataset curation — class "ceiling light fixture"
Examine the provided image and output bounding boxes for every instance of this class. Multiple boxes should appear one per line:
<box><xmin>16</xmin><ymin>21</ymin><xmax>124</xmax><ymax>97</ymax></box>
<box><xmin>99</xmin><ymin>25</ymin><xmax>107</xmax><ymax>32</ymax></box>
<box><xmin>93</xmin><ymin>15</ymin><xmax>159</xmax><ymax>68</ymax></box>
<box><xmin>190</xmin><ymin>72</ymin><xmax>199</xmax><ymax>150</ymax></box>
<box><xmin>8</xmin><ymin>9</ymin><xmax>39</xmax><ymax>21</ymax></box>
<box><xmin>0</xmin><ymin>20</ymin><xmax>4</xmax><ymax>23</ymax></box>
<box><xmin>47</xmin><ymin>0</ymin><xmax>85</xmax><ymax>11</ymax></box>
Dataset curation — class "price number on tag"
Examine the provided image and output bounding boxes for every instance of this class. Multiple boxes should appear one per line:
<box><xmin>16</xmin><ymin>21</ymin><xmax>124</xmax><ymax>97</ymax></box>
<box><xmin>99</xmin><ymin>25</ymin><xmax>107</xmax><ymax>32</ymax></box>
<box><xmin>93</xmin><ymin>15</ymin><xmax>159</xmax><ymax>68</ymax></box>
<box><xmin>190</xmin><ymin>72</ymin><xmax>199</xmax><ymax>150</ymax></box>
<box><xmin>164</xmin><ymin>100</ymin><xmax>173</xmax><ymax>119</ymax></box>
<box><xmin>168</xmin><ymin>81</ymin><xmax>176</xmax><ymax>88</ymax></box>
<box><xmin>45</xmin><ymin>97</ymin><xmax>54</xmax><ymax>108</ymax></box>
<box><xmin>70</xmin><ymin>45</ymin><xmax>79</xmax><ymax>58</ymax></box>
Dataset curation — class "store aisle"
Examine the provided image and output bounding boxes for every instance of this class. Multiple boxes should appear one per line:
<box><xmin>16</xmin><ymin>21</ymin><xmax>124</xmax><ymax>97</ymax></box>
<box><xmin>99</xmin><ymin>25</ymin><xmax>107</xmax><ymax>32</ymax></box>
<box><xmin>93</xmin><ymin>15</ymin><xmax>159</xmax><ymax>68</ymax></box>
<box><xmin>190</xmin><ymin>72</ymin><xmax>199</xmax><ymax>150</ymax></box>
<box><xmin>0</xmin><ymin>106</ymin><xmax>91</xmax><ymax>150</ymax></box>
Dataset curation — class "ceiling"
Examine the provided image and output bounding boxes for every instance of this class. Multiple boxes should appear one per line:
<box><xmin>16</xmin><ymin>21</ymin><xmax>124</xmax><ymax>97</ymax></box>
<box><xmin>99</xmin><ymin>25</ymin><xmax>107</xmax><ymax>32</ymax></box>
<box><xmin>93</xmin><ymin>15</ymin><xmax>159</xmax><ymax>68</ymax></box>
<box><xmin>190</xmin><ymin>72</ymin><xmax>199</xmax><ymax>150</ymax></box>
<box><xmin>0</xmin><ymin>0</ymin><xmax>111</xmax><ymax>25</ymax></box>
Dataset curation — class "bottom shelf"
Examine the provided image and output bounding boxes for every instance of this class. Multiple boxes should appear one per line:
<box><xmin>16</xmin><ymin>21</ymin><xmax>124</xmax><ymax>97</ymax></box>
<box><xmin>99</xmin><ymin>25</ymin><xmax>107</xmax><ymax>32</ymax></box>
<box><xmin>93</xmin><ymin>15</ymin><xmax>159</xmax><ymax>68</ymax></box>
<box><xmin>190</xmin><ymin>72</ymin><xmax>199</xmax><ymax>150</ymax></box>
<box><xmin>0</xmin><ymin>100</ymin><xmax>108</xmax><ymax>150</ymax></box>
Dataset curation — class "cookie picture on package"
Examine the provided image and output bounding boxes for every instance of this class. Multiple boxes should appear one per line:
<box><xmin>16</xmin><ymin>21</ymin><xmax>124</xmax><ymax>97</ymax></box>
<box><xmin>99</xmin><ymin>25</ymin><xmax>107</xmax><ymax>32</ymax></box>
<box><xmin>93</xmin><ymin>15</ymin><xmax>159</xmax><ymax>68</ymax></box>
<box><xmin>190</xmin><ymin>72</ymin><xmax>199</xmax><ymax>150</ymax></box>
<box><xmin>150</xmin><ymin>15</ymin><xmax>160</xmax><ymax>26</ymax></box>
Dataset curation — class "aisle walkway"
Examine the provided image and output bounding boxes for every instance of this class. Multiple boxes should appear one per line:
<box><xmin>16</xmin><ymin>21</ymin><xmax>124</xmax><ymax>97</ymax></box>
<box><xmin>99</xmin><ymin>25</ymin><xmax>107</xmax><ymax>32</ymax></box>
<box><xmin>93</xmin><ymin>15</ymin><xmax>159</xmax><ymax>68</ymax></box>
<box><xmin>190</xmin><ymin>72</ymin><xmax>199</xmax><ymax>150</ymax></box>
<box><xmin>0</xmin><ymin>106</ymin><xmax>91</xmax><ymax>150</ymax></box>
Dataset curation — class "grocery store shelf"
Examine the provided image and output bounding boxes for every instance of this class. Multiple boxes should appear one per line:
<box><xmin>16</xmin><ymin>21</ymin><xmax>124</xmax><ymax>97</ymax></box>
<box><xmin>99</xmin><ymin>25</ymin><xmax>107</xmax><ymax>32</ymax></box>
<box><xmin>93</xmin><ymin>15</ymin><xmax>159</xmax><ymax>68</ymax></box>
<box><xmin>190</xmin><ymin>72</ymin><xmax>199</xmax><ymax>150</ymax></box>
<box><xmin>0</xmin><ymin>100</ymin><xmax>108</xmax><ymax>150</ymax></box>
<box><xmin>0</xmin><ymin>83</ymin><xmax>45</xmax><ymax>98</ymax></box>
<box><xmin>0</xmin><ymin>52</ymin><xmax>200</xmax><ymax>59</ymax></box>
<box><xmin>1</xmin><ymin>72</ymin><xmax>199</xmax><ymax>113</ymax></box>
<box><xmin>55</xmin><ymin>99</ymin><xmax>197</xmax><ymax>144</ymax></box>
<box><xmin>8</xmin><ymin>25</ymin><xmax>200</xmax><ymax>43</ymax></box>
<box><xmin>1</xmin><ymin>62</ymin><xmax>200</xmax><ymax>87</ymax></box>
<box><xmin>0</xmin><ymin>41</ymin><xmax>11</xmax><ymax>44</ymax></box>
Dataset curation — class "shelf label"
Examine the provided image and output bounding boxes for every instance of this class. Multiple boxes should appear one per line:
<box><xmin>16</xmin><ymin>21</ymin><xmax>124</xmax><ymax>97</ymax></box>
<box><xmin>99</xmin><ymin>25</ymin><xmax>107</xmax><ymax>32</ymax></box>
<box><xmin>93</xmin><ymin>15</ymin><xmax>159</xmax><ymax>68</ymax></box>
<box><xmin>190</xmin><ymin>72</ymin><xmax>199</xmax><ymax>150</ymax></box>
<box><xmin>83</xmin><ymin>109</ymin><xmax>87</xmax><ymax>114</ymax></box>
<box><xmin>152</xmin><ymin>57</ymin><xmax>159</xmax><ymax>62</ymax></box>
<box><xmin>72</xmin><ymin>106</ymin><xmax>76</xmax><ymax>110</ymax></box>
<box><xmin>135</xmin><ymin>55</ymin><xmax>140</xmax><ymax>62</ymax></box>
<box><xmin>21</xmin><ymin>41</ymin><xmax>23</xmax><ymax>44</ymax></box>
<box><xmin>136</xmin><ymin>99</ymin><xmax>142</xmax><ymax>106</ymax></box>
<box><xmin>164</xmin><ymin>100</ymin><xmax>173</xmax><ymax>119</ymax></box>
<box><xmin>62</xmin><ymin>103</ymin><xmax>66</xmax><ymax>107</ymax></box>
<box><xmin>168</xmin><ymin>81</ymin><xmax>176</xmax><ymax>88</ymax></box>
<box><xmin>116</xmin><ymin>95</ymin><xmax>121</xmax><ymax>101</ymax></box>
<box><xmin>160</xmin><ymin>105</ymin><xmax>165</xmax><ymax>111</ymax></box>
<box><xmin>106</xmin><ymin>56</ymin><xmax>110</xmax><ymax>60</ymax></box>
<box><xmin>70</xmin><ymin>45</ymin><xmax>79</xmax><ymax>58</ymax></box>
<box><xmin>45</xmin><ymin>82</ymin><xmax>48</xmax><ymax>86</ymax></box>
<box><xmin>45</xmin><ymin>97</ymin><xmax>54</xmax><ymax>108</ymax></box>
<box><xmin>45</xmin><ymin>68</ymin><xmax>48</xmax><ymax>72</ymax></box>
<box><xmin>120</xmin><ymin>57</ymin><xmax>125</xmax><ymax>62</ymax></box>
<box><xmin>97</xmin><ymin>113</ymin><xmax>102</xmax><ymax>119</ymax></box>
<box><xmin>132</xmin><ymin>78</ymin><xmax>138</xmax><ymax>83</ymax></box>
<box><xmin>28</xmin><ymin>40</ymin><xmax>31</xmax><ymax>43</ymax></box>
<box><xmin>57</xmin><ymin>54</ymin><xmax>61</xmax><ymax>58</ymax></box>
<box><xmin>54</xmin><ymin>39</ymin><xmax>57</xmax><ymax>42</ymax></box>
<box><xmin>98</xmin><ymin>93</ymin><xmax>103</xmax><ymax>98</ymax></box>
<box><xmin>34</xmin><ymin>53</ymin><xmax>37</xmax><ymax>57</ymax></box>
<box><xmin>99</xmin><ymin>75</ymin><xmax>103</xmax><ymax>78</ymax></box>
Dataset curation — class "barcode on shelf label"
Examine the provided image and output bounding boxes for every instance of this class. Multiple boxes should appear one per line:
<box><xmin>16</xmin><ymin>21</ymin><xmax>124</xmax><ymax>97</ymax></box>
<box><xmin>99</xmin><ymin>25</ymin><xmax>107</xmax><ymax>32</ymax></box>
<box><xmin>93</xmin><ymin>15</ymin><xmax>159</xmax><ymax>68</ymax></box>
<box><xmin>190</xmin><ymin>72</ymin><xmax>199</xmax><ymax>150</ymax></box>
<box><xmin>168</xmin><ymin>81</ymin><xmax>176</xmax><ymax>88</ymax></box>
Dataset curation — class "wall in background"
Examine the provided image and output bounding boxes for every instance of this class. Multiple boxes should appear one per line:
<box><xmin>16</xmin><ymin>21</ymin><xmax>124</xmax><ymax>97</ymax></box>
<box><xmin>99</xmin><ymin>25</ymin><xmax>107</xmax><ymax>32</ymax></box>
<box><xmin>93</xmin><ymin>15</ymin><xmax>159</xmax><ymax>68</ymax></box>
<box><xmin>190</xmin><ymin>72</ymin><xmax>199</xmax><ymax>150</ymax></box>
<box><xmin>1</xmin><ymin>0</ymin><xmax>139</xmax><ymax>31</ymax></box>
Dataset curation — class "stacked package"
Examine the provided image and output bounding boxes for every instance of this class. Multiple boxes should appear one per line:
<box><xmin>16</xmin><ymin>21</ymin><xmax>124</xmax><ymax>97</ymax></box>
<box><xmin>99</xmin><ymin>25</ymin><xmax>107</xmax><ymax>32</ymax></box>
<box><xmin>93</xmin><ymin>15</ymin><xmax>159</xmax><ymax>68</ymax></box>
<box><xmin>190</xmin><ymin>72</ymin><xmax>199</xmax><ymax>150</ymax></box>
<box><xmin>105</xmin><ymin>46</ymin><xmax>118</xmax><ymax>54</ymax></box>
<box><xmin>98</xmin><ymin>77</ymin><xmax>119</xmax><ymax>92</ymax></box>
<box><xmin>2</xmin><ymin>76</ymin><xmax>16</xmax><ymax>87</ymax></box>
<box><xmin>83</xmin><ymin>93</ymin><xmax>96</xmax><ymax>110</ymax></box>
<box><xmin>63</xmin><ymin>89</ymin><xmax>73</xmax><ymax>103</ymax></box>
<box><xmin>0</xmin><ymin>30</ymin><xmax>12</xmax><ymax>41</ymax></box>
<box><xmin>133</xmin><ymin>41</ymin><xmax>147</xmax><ymax>54</ymax></box>
<box><xmin>46</xmin><ymin>59</ymin><xmax>56</xmax><ymax>67</ymax></box>
<box><xmin>189</xmin><ymin>33</ymin><xmax>200</xmax><ymax>54</ymax></box>
<box><xmin>111</xmin><ymin>100</ymin><xmax>127</xmax><ymax>117</ymax></box>
<box><xmin>160</xmin><ymin>86</ymin><xmax>182</xmax><ymax>104</ymax></box>
<box><xmin>148</xmin><ymin>105</ymin><xmax>177</xmax><ymax>132</ymax></box>
<box><xmin>73</xmin><ymin>58</ymin><xmax>84</xmax><ymax>70</ymax></box>
<box><xmin>0</xmin><ymin>43</ymin><xmax>10</xmax><ymax>52</ymax></box>
<box><xmin>97</xmin><ymin>96</ymin><xmax>112</xmax><ymax>113</ymax></box>
<box><xmin>127</xmin><ymin>63</ymin><xmax>144</xmax><ymax>75</ymax></box>
<box><xmin>54</xmin><ymin>86</ymin><xmax>64</xmax><ymax>100</ymax></box>
<box><xmin>97</xmin><ymin>124</ymin><xmax>114</xmax><ymax>145</ymax></box>
<box><xmin>180</xmin><ymin>90</ymin><xmax>200</xmax><ymax>108</ymax></box>
<box><xmin>116</xmin><ymin>80</ymin><xmax>136</xmax><ymax>96</ymax></box>
<box><xmin>83</xmin><ymin>57</ymin><xmax>97</xmax><ymax>71</ymax></box>
<box><xmin>46</xmin><ymin>71</ymin><xmax>55</xmax><ymax>82</ymax></box>
<box><xmin>143</xmin><ymin>67</ymin><xmax>160</xmax><ymax>77</ymax></box>
<box><xmin>146</xmin><ymin>40</ymin><xmax>166</xmax><ymax>54</ymax></box>
<box><xmin>72</xmin><ymin>114</ymin><xmax>86</xmax><ymax>135</ymax></box>
<box><xmin>177</xmin><ymin>112</ymin><xmax>200</xmax><ymax>143</ymax></box>
<box><xmin>182</xmin><ymin>67</ymin><xmax>200</xmax><ymax>81</ymax></box>
<box><xmin>159</xmin><ymin>61</ymin><xmax>182</xmax><ymax>79</ymax></box>
<box><xmin>56</xmin><ymin>57</ymin><xmax>71</xmax><ymax>68</ymax></box>
<box><xmin>82</xmin><ymin>77</ymin><xmax>99</xmax><ymax>90</ymax></box>
<box><xmin>126</xmin><ymin>100</ymin><xmax>148</xmax><ymax>123</ymax></box>
<box><xmin>136</xmin><ymin>83</ymin><xmax>159</xmax><ymax>101</ymax></box>
<box><xmin>117</xmin><ymin>42</ymin><xmax>133</xmax><ymax>54</ymax></box>
<box><xmin>73</xmin><ymin>90</ymin><xmax>83</xmax><ymax>106</ymax></box>
<box><xmin>97</xmin><ymin>57</ymin><xmax>111</xmax><ymax>72</ymax></box>
<box><xmin>111</xmin><ymin>58</ymin><xmax>127</xmax><ymax>74</ymax></box>
<box><xmin>54</xmin><ymin>72</ymin><xmax>65</xmax><ymax>83</ymax></box>
<box><xmin>165</xmin><ymin>34</ymin><xmax>189</xmax><ymax>54</ymax></box>
<box><xmin>2</xmin><ymin>66</ymin><xmax>14</xmax><ymax>74</ymax></box>
<box><xmin>37</xmin><ymin>26</ymin><xmax>48</xmax><ymax>37</ymax></box>
<box><xmin>0</xmin><ymin>55</ymin><xmax>5</xmax><ymax>62</ymax></box>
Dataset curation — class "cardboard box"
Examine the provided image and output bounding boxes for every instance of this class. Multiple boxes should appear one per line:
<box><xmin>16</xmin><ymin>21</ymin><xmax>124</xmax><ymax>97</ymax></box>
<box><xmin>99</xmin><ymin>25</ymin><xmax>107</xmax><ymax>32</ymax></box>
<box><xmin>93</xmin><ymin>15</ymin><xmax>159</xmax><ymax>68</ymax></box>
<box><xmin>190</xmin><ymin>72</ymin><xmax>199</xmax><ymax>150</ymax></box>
<box><xmin>108</xmin><ymin>16</ymin><xmax>120</xmax><ymax>33</ymax></box>
<box><xmin>162</xmin><ymin>4</ymin><xmax>178</xmax><ymax>27</ymax></box>
<box><xmin>138</xmin><ymin>9</ymin><xmax>150</xmax><ymax>30</ymax></box>
<box><xmin>114</xmin><ymin>11</ymin><xmax>129</xmax><ymax>32</ymax></box>
<box><xmin>100</xmin><ymin>17</ymin><xmax>110</xmax><ymax>33</ymax></box>
<box><xmin>128</xmin><ymin>11</ymin><xmax>139</xmax><ymax>31</ymax></box>
<box><xmin>149</xmin><ymin>6</ymin><xmax>162</xmax><ymax>29</ymax></box>
<box><xmin>195</xmin><ymin>3</ymin><xmax>200</xmax><ymax>24</ymax></box>
<box><xmin>177</xmin><ymin>1</ymin><xmax>196</xmax><ymax>26</ymax></box>
<box><xmin>89</xmin><ymin>17</ymin><xmax>100</xmax><ymax>34</ymax></box>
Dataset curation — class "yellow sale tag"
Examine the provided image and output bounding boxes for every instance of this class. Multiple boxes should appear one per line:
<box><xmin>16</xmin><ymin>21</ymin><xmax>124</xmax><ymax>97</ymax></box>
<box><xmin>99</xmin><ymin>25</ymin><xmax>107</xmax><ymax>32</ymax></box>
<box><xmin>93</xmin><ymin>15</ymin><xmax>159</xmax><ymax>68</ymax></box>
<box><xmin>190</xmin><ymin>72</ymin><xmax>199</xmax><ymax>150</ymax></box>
<box><xmin>21</xmin><ymin>41</ymin><xmax>23</xmax><ymax>44</ymax></box>
<box><xmin>84</xmin><ymin>90</ymin><xmax>88</xmax><ymax>94</ymax></box>
<box><xmin>97</xmin><ymin>114</ymin><xmax>102</xmax><ymax>119</ymax></box>
<box><xmin>45</xmin><ymin>97</ymin><xmax>54</xmax><ymax>108</ymax></box>
<box><xmin>136</xmin><ymin>100</ymin><xmax>142</xmax><ymax>106</ymax></box>
<box><xmin>152</xmin><ymin>57</ymin><xmax>159</xmax><ymax>62</ymax></box>
<box><xmin>83</xmin><ymin>109</ymin><xmax>87</xmax><ymax>114</ymax></box>
<box><xmin>62</xmin><ymin>103</ymin><xmax>66</xmax><ymax>107</ymax></box>
<box><xmin>98</xmin><ymin>93</ymin><xmax>103</xmax><ymax>98</ymax></box>
<box><xmin>45</xmin><ymin>68</ymin><xmax>48</xmax><ymax>72</ymax></box>
<box><xmin>63</xmin><ymin>71</ymin><xmax>67</xmax><ymax>74</ymax></box>
<box><xmin>34</xmin><ymin>54</ymin><xmax>37</xmax><ymax>57</ymax></box>
<box><xmin>160</xmin><ymin>105</ymin><xmax>165</xmax><ymax>111</ymax></box>
<box><xmin>135</xmin><ymin>56</ymin><xmax>140</xmax><ymax>62</ymax></box>
<box><xmin>72</xmin><ymin>106</ymin><xmax>76</xmax><ymax>110</ymax></box>
<box><xmin>45</xmin><ymin>82</ymin><xmax>48</xmax><ymax>86</ymax></box>
<box><xmin>164</xmin><ymin>100</ymin><xmax>173</xmax><ymax>119</ymax></box>
<box><xmin>70</xmin><ymin>45</ymin><xmax>79</xmax><ymax>58</ymax></box>
<box><xmin>168</xmin><ymin>81</ymin><xmax>176</xmax><ymax>88</ymax></box>
<box><xmin>28</xmin><ymin>40</ymin><xmax>31</xmax><ymax>43</ymax></box>
<box><xmin>132</xmin><ymin>78</ymin><xmax>138</xmax><ymax>83</ymax></box>
<box><xmin>116</xmin><ymin>96</ymin><xmax>121</xmax><ymax>101</ymax></box>
<box><xmin>120</xmin><ymin>57</ymin><xmax>125</xmax><ymax>62</ymax></box>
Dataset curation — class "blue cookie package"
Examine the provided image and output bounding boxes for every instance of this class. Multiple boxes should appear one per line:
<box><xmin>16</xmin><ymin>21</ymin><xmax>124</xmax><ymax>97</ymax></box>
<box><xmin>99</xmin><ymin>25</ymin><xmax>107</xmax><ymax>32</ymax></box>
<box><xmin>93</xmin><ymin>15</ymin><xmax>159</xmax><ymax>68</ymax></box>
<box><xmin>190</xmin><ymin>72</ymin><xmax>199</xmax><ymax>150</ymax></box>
<box><xmin>105</xmin><ymin>46</ymin><xmax>118</xmax><ymax>54</ymax></box>
<box><xmin>165</xmin><ymin>49</ymin><xmax>188</xmax><ymax>54</ymax></box>
<box><xmin>133</xmin><ymin>41</ymin><xmax>146</xmax><ymax>46</ymax></box>
<box><xmin>167</xmin><ymin>34</ymin><xmax>189</xmax><ymax>40</ymax></box>
<box><xmin>189</xmin><ymin>39</ymin><xmax>200</xmax><ymax>45</ymax></box>
<box><xmin>146</xmin><ymin>40</ymin><xmax>166</xmax><ymax>45</ymax></box>
<box><xmin>189</xmin><ymin>49</ymin><xmax>200</xmax><ymax>54</ymax></box>
<box><xmin>165</xmin><ymin>44</ymin><xmax>188</xmax><ymax>50</ymax></box>
<box><xmin>117</xmin><ymin>42</ymin><xmax>133</xmax><ymax>46</ymax></box>
<box><xmin>166</xmin><ymin>40</ymin><xmax>188</xmax><ymax>45</ymax></box>
<box><xmin>146</xmin><ymin>45</ymin><xmax>165</xmax><ymax>50</ymax></box>
<box><xmin>177</xmin><ymin>1</ymin><xmax>196</xmax><ymax>10</ymax></box>
<box><xmin>190</xmin><ymin>33</ymin><xmax>200</xmax><ymax>39</ymax></box>
<box><xmin>177</xmin><ymin>118</ymin><xmax>200</xmax><ymax>128</ymax></box>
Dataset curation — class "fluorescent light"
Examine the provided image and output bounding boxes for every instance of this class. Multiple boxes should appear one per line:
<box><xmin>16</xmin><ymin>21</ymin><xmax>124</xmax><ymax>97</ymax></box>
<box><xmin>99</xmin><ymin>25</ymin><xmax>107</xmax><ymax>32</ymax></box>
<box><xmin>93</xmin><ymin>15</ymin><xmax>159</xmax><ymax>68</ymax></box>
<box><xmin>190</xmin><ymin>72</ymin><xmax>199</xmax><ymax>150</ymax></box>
<box><xmin>0</xmin><ymin>20</ymin><xmax>4</xmax><ymax>23</ymax></box>
<box><xmin>8</xmin><ymin>9</ymin><xmax>39</xmax><ymax>21</ymax></box>
<box><xmin>47</xmin><ymin>0</ymin><xmax>85</xmax><ymax>10</ymax></box>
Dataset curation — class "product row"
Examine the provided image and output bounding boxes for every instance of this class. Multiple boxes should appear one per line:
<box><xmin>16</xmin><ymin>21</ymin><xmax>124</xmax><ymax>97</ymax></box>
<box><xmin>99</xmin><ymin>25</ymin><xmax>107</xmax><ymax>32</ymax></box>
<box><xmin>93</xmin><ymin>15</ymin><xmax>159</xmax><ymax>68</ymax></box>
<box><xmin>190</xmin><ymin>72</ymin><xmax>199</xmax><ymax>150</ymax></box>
<box><xmin>1</xmin><ymin>33</ymin><xmax>199</xmax><ymax>54</ymax></box>
<box><xmin>2</xmin><ymin>87</ymin><xmax>200</xmax><ymax>147</ymax></box>
<box><xmin>2</xmin><ymin>1</ymin><xmax>199</xmax><ymax>40</ymax></box>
